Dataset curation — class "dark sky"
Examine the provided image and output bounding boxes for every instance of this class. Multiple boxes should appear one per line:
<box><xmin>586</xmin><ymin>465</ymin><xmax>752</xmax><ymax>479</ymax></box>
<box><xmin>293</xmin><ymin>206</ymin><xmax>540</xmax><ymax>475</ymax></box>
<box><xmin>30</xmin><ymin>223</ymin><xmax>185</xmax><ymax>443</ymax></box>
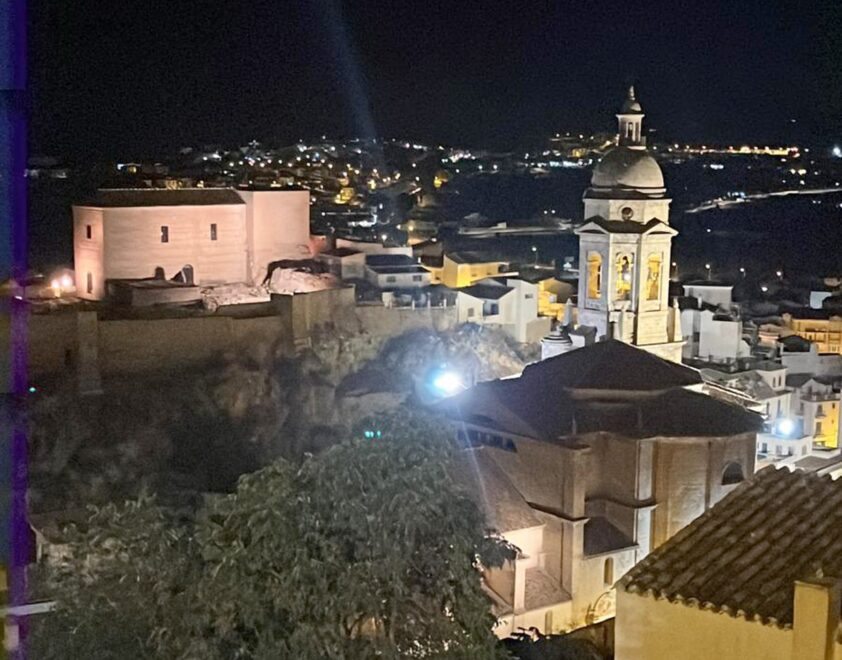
<box><xmin>28</xmin><ymin>0</ymin><xmax>842</xmax><ymax>159</ymax></box>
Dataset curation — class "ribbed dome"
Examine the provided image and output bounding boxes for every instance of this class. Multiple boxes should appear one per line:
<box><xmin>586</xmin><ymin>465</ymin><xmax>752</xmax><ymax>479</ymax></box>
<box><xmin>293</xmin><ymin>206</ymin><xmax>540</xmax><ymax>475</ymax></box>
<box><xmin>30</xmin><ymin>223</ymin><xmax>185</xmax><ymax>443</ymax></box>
<box><xmin>591</xmin><ymin>147</ymin><xmax>664</xmax><ymax>190</ymax></box>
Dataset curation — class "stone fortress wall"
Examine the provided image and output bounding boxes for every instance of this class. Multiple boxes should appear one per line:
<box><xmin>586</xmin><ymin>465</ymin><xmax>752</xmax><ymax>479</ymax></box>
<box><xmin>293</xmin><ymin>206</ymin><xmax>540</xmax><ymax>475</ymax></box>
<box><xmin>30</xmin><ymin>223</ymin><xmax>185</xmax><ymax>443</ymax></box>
<box><xmin>0</xmin><ymin>287</ymin><xmax>458</xmax><ymax>386</ymax></box>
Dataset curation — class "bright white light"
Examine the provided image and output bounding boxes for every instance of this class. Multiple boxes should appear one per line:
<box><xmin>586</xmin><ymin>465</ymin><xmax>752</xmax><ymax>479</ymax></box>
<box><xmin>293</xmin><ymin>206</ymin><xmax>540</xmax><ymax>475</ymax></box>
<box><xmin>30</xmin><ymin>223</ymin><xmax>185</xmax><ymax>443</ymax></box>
<box><xmin>833</xmin><ymin>146</ymin><xmax>842</xmax><ymax>158</ymax></box>
<box><xmin>761</xmin><ymin>285</ymin><xmax>769</xmax><ymax>292</ymax></box>
<box><xmin>776</xmin><ymin>418</ymin><xmax>795</xmax><ymax>436</ymax></box>
<box><xmin>432</xmin><ymin>371</ymin><xmax>464</xmax><ymax>397</ymax></box>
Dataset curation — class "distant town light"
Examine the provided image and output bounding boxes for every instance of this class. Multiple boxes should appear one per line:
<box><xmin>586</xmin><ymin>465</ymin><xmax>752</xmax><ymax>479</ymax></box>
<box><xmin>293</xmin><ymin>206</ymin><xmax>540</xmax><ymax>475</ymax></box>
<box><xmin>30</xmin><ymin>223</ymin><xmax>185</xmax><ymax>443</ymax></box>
<box><xmin>761</xmin><ymin>285</ymin><xmax>769</xmax><ymax>292</ymax></box>
<box><xmin>833</xmin><ymin>146</ymin><xmax>842</xmax><ymax>158</ymax></box>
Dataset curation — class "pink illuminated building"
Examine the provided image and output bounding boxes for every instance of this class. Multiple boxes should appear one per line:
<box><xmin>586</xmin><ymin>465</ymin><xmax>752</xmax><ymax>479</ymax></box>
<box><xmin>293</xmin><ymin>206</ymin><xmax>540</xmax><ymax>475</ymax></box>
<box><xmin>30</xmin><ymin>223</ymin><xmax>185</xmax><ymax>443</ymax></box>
<box><xmin>73</xmin><ymin>187</ymin><xmax>311</xmax><ymax>300</ymax></box>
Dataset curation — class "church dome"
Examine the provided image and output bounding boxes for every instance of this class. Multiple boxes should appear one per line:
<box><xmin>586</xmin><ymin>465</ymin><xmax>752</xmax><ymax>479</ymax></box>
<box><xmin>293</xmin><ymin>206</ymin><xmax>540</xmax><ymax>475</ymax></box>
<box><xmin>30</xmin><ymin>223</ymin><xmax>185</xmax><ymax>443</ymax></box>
<box><xmin>590</xmin><ymin>146</ymin><xmax>664</xmax><ymax>191</ymax></box>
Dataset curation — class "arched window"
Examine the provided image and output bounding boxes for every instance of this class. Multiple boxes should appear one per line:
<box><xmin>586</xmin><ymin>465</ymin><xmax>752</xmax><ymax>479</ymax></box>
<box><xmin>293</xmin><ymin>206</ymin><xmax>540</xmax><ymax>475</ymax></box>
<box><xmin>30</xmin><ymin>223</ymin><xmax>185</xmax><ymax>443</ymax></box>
<box><xmin>721</xmin><ymin>462</ymin><xmax>745</xmax><ymax>485</ymax></box>
<box><xmin>646</xmin><ymin>254</ymin><xmax>662</xmax><ymax>301</ymax></box>
<box><xmin>603</xmin><ymin>557</ymin><xmax>614</xmax><ymax>586</ymax></box>
<box><xmin>615</xmin><ymin>254</ymin><xmax>633</xmax><ymax>301</ymax></box>
<box><xmin>587</xmin><ymin>253</ymin><xmax>602</xmax><ymax>299</ymax></box>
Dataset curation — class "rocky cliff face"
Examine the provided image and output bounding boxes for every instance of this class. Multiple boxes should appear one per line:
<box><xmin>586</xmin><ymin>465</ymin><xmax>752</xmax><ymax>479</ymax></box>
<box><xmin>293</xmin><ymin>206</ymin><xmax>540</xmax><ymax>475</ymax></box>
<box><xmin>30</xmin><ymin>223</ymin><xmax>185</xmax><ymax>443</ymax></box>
<box><xmin>26</xmin><ymin>324</ymin><xmax>533</xmax><ymax>513</ymax></box>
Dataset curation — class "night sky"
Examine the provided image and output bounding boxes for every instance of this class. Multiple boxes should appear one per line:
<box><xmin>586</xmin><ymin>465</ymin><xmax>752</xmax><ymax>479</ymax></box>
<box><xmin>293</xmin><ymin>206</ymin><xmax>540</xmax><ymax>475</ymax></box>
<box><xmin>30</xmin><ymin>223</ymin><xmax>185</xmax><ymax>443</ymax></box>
<box><xmin>28</xmin><ymin>0</ymin><xmax>842</xmax><ymax>159</ymax></box>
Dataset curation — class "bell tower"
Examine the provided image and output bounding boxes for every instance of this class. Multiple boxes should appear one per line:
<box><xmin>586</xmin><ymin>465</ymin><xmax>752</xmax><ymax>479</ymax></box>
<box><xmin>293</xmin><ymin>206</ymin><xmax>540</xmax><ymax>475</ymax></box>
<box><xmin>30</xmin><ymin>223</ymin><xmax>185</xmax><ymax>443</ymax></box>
<box><xmin>571</xmin><ymin>86</ymin><xmax>684</xmax><ymax>363</ymax></box>
<box><xmin>617</xmin><ymin>86</ymin><xmax>645</xmax><ymax>148</ymax></box>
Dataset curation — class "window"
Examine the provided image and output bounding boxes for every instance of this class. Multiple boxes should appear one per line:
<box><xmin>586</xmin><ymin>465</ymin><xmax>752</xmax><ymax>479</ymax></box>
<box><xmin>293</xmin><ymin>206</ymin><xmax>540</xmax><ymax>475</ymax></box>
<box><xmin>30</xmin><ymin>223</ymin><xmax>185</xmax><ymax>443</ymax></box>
<box><xmin>761</xmin><ymin>443</ymin><xmax>768</xmax><ymax>453</ymax></box>
<box><xmin>467</xmin><ymin>308</ymin><xmax>475</xmax><ymax>318</ymax></box>
<box><xmin>385</xmin><ymin>276</ymin><xmax>397</xmax><ymax>283</ymax></box>
<box><xmin>816</xmin><ymin>421</ymin><xmax>823</xmax><ymax>435</ymax></box>
<box><xmin>161</xmin><ymin>226</ymin><xmax>169</xmax><ymax>243</ymax></box>
<box><xmin>615</xmin><ymin>254</ymin><xmax>633</xmax><ymax>301</ymax></box>
<box><xmin>646</xmin><ymin>254</ymin><xmax>662</xmax><ymax>300</ymax></box>
<box><xmin>603</xmin><ymin>558</ymin><xmax>614</xmax><ymax>586</ymax></box>
<box><xmin>86</xmin><ymin>272</ymin><xmax>93</xmax><ymax>294</ymax></box>
<box><xmin>210</xmin><ymin>223</ymin><xmax>217</xmax><ymax>241</ymax></box>
<box><xmin>587</xmin><ymin>253</ymin><xmax>602</xmax><ymax>299</ymax></box>
<box><xmin>722</xmin><ymin>462</ymin><xmax>744</xmax><ymax>485</ymax></box>
<box><xmin>544</xmin><ymin>610</ymin><xmax>554</xmax><ymax>634</ymax></box>
<box><xmin>412</xmin><ymin>275</ymin><xmax>422</xmax><ymax>282</ymax></box>
<box><xmin>85</xmin><ymin>224</ymin><xmax>92</xmax><ymax>239</ymax></box>
<box><xmin>524</xmin><ymin>293</ymin><xmax>534</xmax><ymax>299</ymax></box>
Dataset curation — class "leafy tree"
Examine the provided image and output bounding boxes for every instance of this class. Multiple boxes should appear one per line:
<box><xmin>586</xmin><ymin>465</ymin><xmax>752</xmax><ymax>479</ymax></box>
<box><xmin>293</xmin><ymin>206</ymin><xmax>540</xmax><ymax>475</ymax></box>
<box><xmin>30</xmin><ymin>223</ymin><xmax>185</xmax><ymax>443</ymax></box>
<box><xmin>30</xmin><ymin>409</ymin><xmax>513</xmax><ymax>659</ymax></box>
<box><xmin>28</xmin><ymin>496</ymin><xmax>201</xmax><ymax>659</ymax></box>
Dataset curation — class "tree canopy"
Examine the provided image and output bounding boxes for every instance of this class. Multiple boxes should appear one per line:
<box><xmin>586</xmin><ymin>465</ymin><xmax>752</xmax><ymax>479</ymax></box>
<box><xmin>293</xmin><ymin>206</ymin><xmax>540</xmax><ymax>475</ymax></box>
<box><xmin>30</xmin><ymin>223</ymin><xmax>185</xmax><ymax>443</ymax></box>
<box><xmin>30</xmin><ymin>410</ymin><xmax>514</xmax><ymax>659</ymax></box>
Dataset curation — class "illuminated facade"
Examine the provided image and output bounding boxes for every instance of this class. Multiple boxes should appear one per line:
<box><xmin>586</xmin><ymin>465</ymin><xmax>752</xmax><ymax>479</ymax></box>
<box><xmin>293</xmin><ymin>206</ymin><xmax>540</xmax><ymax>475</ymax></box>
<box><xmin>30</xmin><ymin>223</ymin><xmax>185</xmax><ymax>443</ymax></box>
<box><xmin>439</xmin><ymin>252</ymin><xmax>516</xmax><ymax>288</ymax></box>
<box><xmin>73</xmin><ymin>187</ymin><xmax>311</xmax><ymax>300</ymax></box>
<box><xmin>572</xmin><ymin>87</ymin><xmax>683</xmax><ymax>362</ymax></box>
<box><xmin>782</xmin><ymin>312</ymin><xmax>842</xmax><ymax>355</ymax></box>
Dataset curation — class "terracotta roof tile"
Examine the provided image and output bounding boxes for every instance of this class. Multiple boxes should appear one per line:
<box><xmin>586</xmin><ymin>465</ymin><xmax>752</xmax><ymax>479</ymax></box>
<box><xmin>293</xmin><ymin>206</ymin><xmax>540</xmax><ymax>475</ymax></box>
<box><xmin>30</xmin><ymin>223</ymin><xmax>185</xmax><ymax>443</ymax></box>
<box><xmin>620</xmin><ymin>467</ymin><xmax>842</xmax><ymax>627</ymax></box>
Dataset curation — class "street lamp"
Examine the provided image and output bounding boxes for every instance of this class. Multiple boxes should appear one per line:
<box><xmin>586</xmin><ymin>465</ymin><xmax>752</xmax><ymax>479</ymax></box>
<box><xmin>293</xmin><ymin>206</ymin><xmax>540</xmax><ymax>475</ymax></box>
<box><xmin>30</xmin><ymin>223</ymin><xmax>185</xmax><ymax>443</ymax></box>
<box><xmin>531</xmin><ymin>245</ymin><xmax>538</xmax><ymax>265</ymax></box>
<box><xmin>671</xmin><ymin>261</ymin><xmax>678</xmax><ymax>280</ymax></box>
<box><xmin>705</xmin><ymin>263</ymin><xmax>712</xmax><ymax>280</ymax></box>
<box><xmin>776</xmin><ymin>270</ymin><xmax>783</xmax><ymax>279</ymax></box>
<box><xmin>739</xmin><ymin>266</ymin><xmax>746</xmax><ymax>278</ymax></box>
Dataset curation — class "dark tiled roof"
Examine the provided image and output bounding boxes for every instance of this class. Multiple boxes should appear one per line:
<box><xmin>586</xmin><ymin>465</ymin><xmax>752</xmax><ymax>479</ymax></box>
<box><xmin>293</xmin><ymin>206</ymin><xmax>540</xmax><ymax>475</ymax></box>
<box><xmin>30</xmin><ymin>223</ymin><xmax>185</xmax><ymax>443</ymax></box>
<box><xmin>447</xmin><ymin>251</ymin><xmax>510</xmax><ymax>264</ymax></box>
<box><xmin>459</xmin><ymin>284</ymin><xmax>513</xmax><ymax>301</ymax></box>
<box><xmin>79</xmin><ymin>188</ymin><xmax>245</xmax><ymax>207</ymax></box>
<box><xmin>785</xmin><ymin>373</ymin><xmax>814</xmax><ymax>389</ymax></box>
<box><xmin>438</xmin><ymin>345</ymin><xmax>760</xmax><ymax>442</ymax></box>
<box><xmin>519</xmin><ymin>340</ymin><xmax>701</xmax><ymax>391</ymax></box>
<box><xmin>584</xmin><ymin>517</ymin><xmax>636</xmax><ymax>556</ymax></box>
<box><xmin>578</xmin><ymin>217</ymin><xmax>672</xmax><ymax>235</ymax></box>
<box><xmin>367</xmin><ymin>265</ymin><xmax>429</xmax><ymax>274</ymax></box>
<box><xmin>365</xmin><ymin>254</ymin><xmax>416</xmax><ymax>267</ymax></box>
<box><xmin>786</xmin><ymin>308</ymin><xmax>841</xmax><ymax>320</ymax></box>
<box><xmin>778</xmin><ymin>335</ymin><xmax>812</xmax><ymax>352</ymax></box>
<box><xmin>620</xmin><ymin>467</ymin><xmax>842</xmax><ymax>627</ymax></box>
<box><xmin>450</xmin><ymin>448</ymin><xmax>542</xmax><ymax>532</ymax></box>
<box><xmin>524</xmin><ymin>567</ymin><xmax>571</xmax><ymax>610</ymax></box>
<box><xmin>676</xmin><ymin>296</ymin><xmax>719</xmax><ymax>312</ymax></box>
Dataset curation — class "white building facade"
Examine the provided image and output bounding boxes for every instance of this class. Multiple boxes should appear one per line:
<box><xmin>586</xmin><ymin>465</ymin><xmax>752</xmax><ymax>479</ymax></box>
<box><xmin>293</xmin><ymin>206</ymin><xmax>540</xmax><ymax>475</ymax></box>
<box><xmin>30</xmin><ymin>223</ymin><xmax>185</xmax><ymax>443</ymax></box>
<box><xmin>73</xmin><ymin>187</ymin><xmax>311</xmax><ymax>300</ymax></box>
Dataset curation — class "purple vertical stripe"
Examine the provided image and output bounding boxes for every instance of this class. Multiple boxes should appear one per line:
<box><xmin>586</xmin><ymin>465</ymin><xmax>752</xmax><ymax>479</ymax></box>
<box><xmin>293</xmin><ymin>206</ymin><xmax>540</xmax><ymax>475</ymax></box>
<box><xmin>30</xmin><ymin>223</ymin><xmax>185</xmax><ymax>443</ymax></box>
<box><xmin>3</xmin><ymin>0</ymin><xmax>29</xmax><ymax>657</ymax></box>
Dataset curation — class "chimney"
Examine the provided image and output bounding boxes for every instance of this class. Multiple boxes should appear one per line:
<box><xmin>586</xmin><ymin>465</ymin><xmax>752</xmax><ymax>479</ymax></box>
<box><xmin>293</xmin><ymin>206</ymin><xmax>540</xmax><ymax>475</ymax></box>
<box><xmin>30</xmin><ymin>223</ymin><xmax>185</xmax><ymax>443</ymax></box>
<box><xmin>792</xmin><ymin>577</ymin><xmax>842</xmax><ymax>660</ymax></box>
